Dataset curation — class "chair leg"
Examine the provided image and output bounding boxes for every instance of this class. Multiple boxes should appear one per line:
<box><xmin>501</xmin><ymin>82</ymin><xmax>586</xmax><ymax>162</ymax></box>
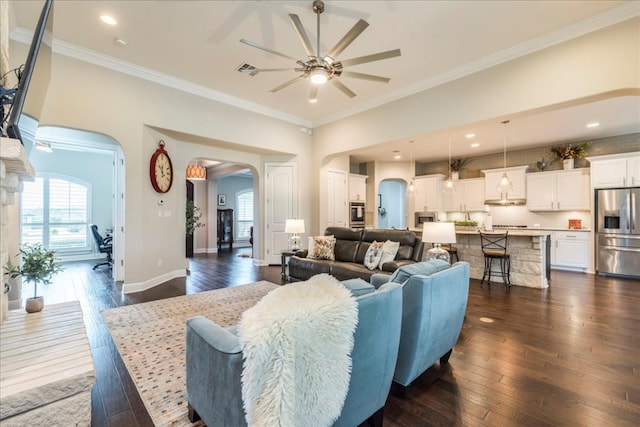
<box><xmin>481</xmin><ymin>256</ymin><xmax>489</xmax><ymax>284</ymax></box>
<box><xmin>440</xmin><ymin>349</ymin><xmax>453</xmax><ymax>365</ymax></box>
<box><xmin>365</xmin><ymin>407</ymin><xmax>384</xmax><ymax>427</ymax></box>
<box><xmin>487</xmin><ymin>257</ymin><xmax>493</xmax><ymax>284</ymax></box>
<box><xmin>187</xmin><ymin>403</ymin><xmax>201</xmax><ymax>423</ymax></box>
<box><xmin>391</xmin><ymin>381</ymin><xmax>408</xmax><ymax>398</ymax></box>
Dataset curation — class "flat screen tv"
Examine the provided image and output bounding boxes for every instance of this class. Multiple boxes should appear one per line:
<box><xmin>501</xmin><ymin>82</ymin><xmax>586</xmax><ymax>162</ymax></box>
<box><xmin>5</xmin><ymin>0</ymin><xmax>54</xmax><ymax>152</ymax></box>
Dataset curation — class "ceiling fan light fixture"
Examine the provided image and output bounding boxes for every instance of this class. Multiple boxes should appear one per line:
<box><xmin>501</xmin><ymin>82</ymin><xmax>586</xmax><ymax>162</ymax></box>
<box><xmin>310</xmin><ymin>68</ymin><xmax>329</xmax><ymax>85</ymax></box>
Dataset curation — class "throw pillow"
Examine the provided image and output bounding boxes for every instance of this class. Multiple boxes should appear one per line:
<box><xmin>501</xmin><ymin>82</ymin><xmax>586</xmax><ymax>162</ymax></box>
<box><xmin>363</xmin><ymin>241</ymin><xmax>384</xmax><ymax>270</ymax></box>
<box><xmin>389</xmin><ymin>259</ymin><xmax>451</xmax><ymax>284</ymax></box>
<box><xmin>378</xmin><ymin>240</ymin><xmax>400</xmax><ymax>268</ymax></box>
<box><xmin>307</xmin><ymin>236</ymin><xmax>336</xmax><ymax>260</ymax></box>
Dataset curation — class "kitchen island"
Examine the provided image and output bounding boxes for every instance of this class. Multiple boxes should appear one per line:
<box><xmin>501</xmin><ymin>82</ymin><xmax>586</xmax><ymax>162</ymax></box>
<box><xmin>453</xmin><ymin>229</ymin><xmax>551</xmax><ymax>288</ymax></box>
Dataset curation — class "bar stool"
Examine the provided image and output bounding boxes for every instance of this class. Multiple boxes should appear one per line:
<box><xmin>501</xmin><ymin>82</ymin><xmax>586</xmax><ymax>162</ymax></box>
<box><xmin>441</xmin><ymin>244</ymin><xmax>459</xmax><ymax>262</ymax></box>
<box><xmin>479</xmin><ymin>231</ymin><xmax>511</xmax><ymax>288</ymax></box>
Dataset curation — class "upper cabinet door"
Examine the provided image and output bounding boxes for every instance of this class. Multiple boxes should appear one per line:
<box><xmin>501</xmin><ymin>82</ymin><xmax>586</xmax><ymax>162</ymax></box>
<box><xmin>556</xmin><ymin>170</ymin><xmax>590</xmax><ymax>210</ymax></box>
<box><xmin>527</xmin><ymin>173</ymin><xmax>556</xmax><ymax>210</ymax></box>
<box><xmin>482</xmin><ymin>166</ymin><xmax>528</xmax><ymax>201</ymax></box>
<box><xmin>591</xmin><ymin>158</ymin><xmax>628</xmax><ymax>188</ymax></box>
<box><xmin>413</xmin><ymin>175</ymin><xmax>444</xmax><ymax>212</ymax></box>
<box><xmin>349</xmin><ymin>174</ymin><xmax>367</xmax><ymax>202</ymax></box>
<box><xmin>627</xmin><ymin>156</ymin><xmax>640</xmax><ymax>187</ymax></box>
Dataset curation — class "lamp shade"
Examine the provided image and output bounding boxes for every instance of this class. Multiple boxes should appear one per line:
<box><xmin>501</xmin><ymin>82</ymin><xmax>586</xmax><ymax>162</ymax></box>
<box><xmin>285</xmin><ymin>219</ymin><xmax>305</xmax><ymax>234</ymax></box>
<box><xmin>186</xmin><ymin>165</ymin><xmax>206</xmax><ymax>180</ymax></box>
<box><xmin>422</xmin><ymin>222</ymin><xmax>456</xmax><ymax>244</ymax></box>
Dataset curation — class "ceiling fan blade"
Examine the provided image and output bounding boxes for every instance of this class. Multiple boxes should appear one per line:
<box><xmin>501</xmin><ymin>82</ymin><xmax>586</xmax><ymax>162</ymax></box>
<box><xmin>341</xmin><ymin>71</ymin><xmax>390</xmax><ymax>83</ymax></box>
<box><xmin>270</xmin><ymin>75</ymin><xmax>306</xmax><ymax>93</ymax></box>
<box><xmin>309</xmin><ymin>85</ymin><xmax>318</xmax><ymax>103</ymax></box>
<box><xmin>330</xmin><ymin>79</ymin><xmax>357</xmax><ymax>98</ymax></box>
<box><xmin>289</xmin><ymin>14</ymin><xmax>316</xmax><ymax>59</ymax></box>
<box><xmin>240</xmin><ymin>38</ymin><xmax>300</xmax><ymax>62</ymax></box>
<box><xmin>339</xmin><ymin>49</ymin><xmax>401</xmax><ymax>67</ymax></box>
<box><xmin>325</xmin><ymin>19</ymin><xmax>369</xmax><ymax>61</ymax></box>
<box><xmin>257</xmin><ymin>68</ymin><xmax>303</xmax><ymax>72</ymax></box>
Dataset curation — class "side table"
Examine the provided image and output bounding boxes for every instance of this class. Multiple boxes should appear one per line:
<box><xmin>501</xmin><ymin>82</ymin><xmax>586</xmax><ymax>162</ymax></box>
<box><xmin>281</xmin><ymin>250</ymin><xmax>301</xmax><ymax>281</ymax></box>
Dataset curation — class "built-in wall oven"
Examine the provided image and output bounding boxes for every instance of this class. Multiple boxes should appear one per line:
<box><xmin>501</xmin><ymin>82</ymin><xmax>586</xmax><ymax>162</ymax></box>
<box><xmin>415</xmin><ymin>211</ymin><xmax>438</xmax><ymax>229</ymax></box>
<box><xmin>350</xmin><ymin>202</ymin><xmax>365</xmax><ymax>229</ymax></box>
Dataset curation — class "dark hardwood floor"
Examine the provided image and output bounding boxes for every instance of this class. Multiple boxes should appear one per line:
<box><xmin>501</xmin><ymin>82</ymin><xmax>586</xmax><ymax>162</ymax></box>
<box><xmin>29</xmin><ymin>249</ymin><xmax>640</xmax><ymax>426</ymax></box>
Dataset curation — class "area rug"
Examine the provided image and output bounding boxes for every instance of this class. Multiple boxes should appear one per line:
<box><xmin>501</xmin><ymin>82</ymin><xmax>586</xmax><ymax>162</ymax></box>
<box><xmin>102</xmin><ymin>281</ymin><xmax>279</xmax><ymax>427</ymax></box>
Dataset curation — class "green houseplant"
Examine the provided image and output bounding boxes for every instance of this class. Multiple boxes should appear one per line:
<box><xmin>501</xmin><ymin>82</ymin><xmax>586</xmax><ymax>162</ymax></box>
<box><xmin>186</xmin><ymin>200</ymin><xmax>204</xmax><ymax>236</ymax></box>
<box><xmin>4</xmin><ymin>243</ymin><xmax>63</xmax><ymax>313</ymax></box>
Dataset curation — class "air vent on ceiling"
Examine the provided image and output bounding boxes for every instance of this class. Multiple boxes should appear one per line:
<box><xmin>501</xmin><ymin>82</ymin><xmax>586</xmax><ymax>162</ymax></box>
<box><xmin>236</xmin><ymin>63</ymin><xmax>259</xmax><ymax>76</ymax></box>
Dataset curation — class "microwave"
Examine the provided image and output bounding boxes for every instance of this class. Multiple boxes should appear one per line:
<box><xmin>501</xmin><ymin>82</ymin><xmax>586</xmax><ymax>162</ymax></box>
<box><xmin>415</xmin><ymin>211</ymin><xmax>438</xmax><ymax>228</ymax></box>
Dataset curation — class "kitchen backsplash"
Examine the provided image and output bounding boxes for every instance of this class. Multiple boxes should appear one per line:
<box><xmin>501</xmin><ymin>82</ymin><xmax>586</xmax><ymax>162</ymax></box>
<box><xmin>446</xmin><ymin>207</ymin><xmax>592</xmax><ymax>230</ymax></box>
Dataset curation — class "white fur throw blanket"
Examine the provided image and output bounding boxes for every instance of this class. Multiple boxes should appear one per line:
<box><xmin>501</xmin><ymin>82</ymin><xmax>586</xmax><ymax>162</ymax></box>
<box><xmin>238</xmin><ymin>274</ymin><xmax>358</xmax><ymax>427</ymax></box>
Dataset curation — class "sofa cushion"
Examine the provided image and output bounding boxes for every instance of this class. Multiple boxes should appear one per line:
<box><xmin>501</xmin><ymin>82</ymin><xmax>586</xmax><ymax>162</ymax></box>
<box><xmin>364</xmin><ymin>241</ymin><xmax>384</xmax><ymax>270</ymax></box>
<box><xmin>378</xmin><ymin>240</ymin><xmax>400</xmax><ymax>268</ymax></box>
<box><xmin>389</xmin><ymin>259</ymin><xmax>451</xmax><ymax>284</ymax></box>
<box><xmin>330</xmin><ymin>262</ymin><xmax>386</xmax><ymax>282</ymax></box>
<box><xmin>307</xmin><ymin>236</ymin><xmax>336</xmax><ymax>260</ymax></box>
<box><xmin>341</xmin><ymin>278</ymin><xmax>375</xmax><ymax>297</ymax></box>
<box><xmin>362</xmin><ymin>229</ymin><xmax>419</xmax><ymax>261</ymax></box>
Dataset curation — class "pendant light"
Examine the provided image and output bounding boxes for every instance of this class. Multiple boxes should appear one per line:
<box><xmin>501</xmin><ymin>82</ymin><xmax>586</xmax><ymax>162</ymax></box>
<box><xmin>443</xmin><ymin>134</ymin><xmax>455</xmax><ymax>193</ymax></box>
<box><xmin>407</xmin><ymin>141</ymin><xmax>416</xmax><ymax>194</ymax></box>
<box><xmin>187</xmin><ymin>160</ymin><xmax>207</xmax><ymax>181</ymax></box>
<box><xmin>496</xmin><ymin>120</ymin><xmax>513</xmax><ymax>201</ymax></box>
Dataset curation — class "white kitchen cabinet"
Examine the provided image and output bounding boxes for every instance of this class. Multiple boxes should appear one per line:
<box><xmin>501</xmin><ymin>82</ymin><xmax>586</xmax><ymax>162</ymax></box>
<box><xmin>589</xmin><ymin>152</ymin><xmax>640</xmax><ymax>188</ymax></box>
<box><xmin>527</xmin><ymin>169</ymin><xmax>590</xmax><ymax>211</ymax></box>
<box><xmin>551</xmin><ymin>231</ymin><xmax>589</xmax><ymax>269</ymax></box>
<box><xmin>328</xmin><ymin>170</ymin><xmax>348</xmax><ymax>227</ymax></box>
<box><xmin>482</xmin><ymin>166</ymin><xmax>529</xmax><ymax>201</ymax></box>
<box><xmin>349</xmin><ymin>174</ymin><xmax>367</xmax><ymax>202</ymax></box>
<box><xmin>443</xmin><ymin>178</ymin><xmax>485</xmax><ymax>212</ymax></box>
<box><xmin>413</xmin><ymin>174</ymin><xmax>444</xmax><ymax>212</ymax></box>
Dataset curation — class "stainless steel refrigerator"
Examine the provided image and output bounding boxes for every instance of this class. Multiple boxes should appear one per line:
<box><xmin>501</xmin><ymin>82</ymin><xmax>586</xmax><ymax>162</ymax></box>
<box><xmin>596</xmin><ymin>187</ymin><xmax>640</xmax><ymax>278</ymax></box>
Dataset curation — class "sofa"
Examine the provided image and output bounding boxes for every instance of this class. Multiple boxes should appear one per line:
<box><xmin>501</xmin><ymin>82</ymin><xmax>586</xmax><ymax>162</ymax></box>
<box><xmin>371</xmin><ymin>260</ymin><xmax>471</xmax><ymax>393</ymax></box>
<box><xmin>288</xmin><ymin>227</ymin><xmax>424</xmax><ymax>282</ymax></box>
<box><xmin>185</xmin><ymin>277</ymin><xmax>403</xmax><ymax>427</ymax></box>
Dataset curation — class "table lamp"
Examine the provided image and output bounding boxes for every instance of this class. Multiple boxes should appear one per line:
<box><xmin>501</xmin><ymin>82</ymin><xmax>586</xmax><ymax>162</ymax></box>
<box><xmin>422</xmin><ymin>222</ymin><xmax>456</xmax><ymax>263</ymax></box>
<box><xmin>285</xmin><ymin>219</ymin><xmax>305</xmax><ymax>251</ymax></box>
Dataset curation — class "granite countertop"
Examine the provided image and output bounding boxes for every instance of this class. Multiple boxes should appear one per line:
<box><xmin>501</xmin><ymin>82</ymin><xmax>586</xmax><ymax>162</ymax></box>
<box><xmin>455</xmin><ymin>229</ymin><xmax>552</xmax><ymax>237</ymax></box>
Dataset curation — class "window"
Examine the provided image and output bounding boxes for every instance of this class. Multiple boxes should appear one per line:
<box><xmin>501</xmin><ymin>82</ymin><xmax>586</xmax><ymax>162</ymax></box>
<box><xmin>21</xmin><ymin>174</ymin><xmax>91</xmax><ymax>252</ymax></box>
<box><xmin>235</xmin><ymin>190</ymin><xmax>253</xmax><ymax>240</ymax></box>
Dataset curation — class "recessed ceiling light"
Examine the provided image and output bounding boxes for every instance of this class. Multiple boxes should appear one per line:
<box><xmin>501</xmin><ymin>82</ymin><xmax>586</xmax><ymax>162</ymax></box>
<box><xmin>114</xmin><ymin>38</ymin><xmax>127</xmax><ymax>46</ymax></box>
<box><xmin>465</xmin><ymin>133</ymin><xmax>475</xmax><ymax>139</ymax></box>
<box><xmin>100</xmin><ymin>15</ymin><xmax>117</xmax><ymax>25</ymax></box>
<box><xmin>393</xmin><ymin>150</ymin><xmax>401</xmax><ymax>159</ymax></box>
<box><xmin>471</xmin><ymin>143</ymin><xmax>480</xmax><ymax>148</ymax></box>
<box><xmin>587</xmin><ymin>122</ymin><xmax>600</xmax><ymax>128</ymax></box>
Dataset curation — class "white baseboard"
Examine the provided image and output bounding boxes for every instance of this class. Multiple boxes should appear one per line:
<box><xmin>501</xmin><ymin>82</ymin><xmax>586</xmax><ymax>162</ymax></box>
<box><xmin>253</xmin><ymin>259</ymin><xmax>268</xmax><ymax>266</ymax></box>
<box><xmin>122</xmin><ymin>269</ymin><xmax>187</xmax><ymax>294</ymax></box>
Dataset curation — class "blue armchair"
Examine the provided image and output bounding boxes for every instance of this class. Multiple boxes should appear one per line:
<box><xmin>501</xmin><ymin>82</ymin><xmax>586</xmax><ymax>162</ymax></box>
<box><xmin>371</xmin><ymin>260</ymin><xmax>471</xmax><ymax>393</ymax></box>
<box><xmin>185</xmin><ymin>280</ymin><xmax>403</xmax><ymax>427</ymax></box>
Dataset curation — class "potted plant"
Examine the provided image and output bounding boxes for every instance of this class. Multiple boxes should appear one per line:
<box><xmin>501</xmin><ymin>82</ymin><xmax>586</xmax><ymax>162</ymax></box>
<box><xmin>4</xmin><ymin>243</ymin><xmax>63</xmax><ymax>313</ymax></box>
<box><xmin>550</xmin><ymin>141</ymin><xmax>591</xmax><ymax>170</ymax></box>
<box><xmin>186</xmin><ymin>200</ymin><xmax>205</xmax><ymax>236</ymax></box>
<box><xmin>450</xmin><ymin>158</ymin><xmax>471</xmax><ymax>180</ymax></box>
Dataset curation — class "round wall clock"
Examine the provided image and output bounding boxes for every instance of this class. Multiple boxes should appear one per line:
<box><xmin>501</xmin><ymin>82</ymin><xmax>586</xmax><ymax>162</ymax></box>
<box><xmin>149</xmin><ymin>140</ymin><xmax>173</xmax><ymax>193</ymax></box>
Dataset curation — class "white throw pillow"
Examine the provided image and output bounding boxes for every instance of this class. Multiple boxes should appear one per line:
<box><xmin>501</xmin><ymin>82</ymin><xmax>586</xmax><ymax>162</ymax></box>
<box><xmin>307</xmin><ymin>236</ymin><xmax>336</xmax><ymax>260</ymax></box>
<box><xmin>363</xmin><ymin>241</ymin><xmax>384</xmax><ymax>270</ymax></box>
<box><xmin>378</xmin><ymin>240</ymin><xmax>400</xmax><ymax>268</ymax></box>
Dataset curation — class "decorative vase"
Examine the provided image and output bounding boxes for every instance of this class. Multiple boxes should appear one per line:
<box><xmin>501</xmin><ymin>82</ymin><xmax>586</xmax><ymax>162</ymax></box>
<box><xmin>452</xmin><ymin>171</ymin><xmax>460</xmax><ymax>180</ymax></box>
<box><xmin>25</xmin><ymin>296</ymin><xmax>44</xmax><ymax>313</ymax></box>
<box><xmin>563</xmin><ymin>159</ymin><xmax>574</xmax><ymax>170</ymax></box>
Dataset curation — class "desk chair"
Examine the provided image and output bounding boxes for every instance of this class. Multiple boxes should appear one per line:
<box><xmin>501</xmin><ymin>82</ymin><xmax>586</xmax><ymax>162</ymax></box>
<box><xmin>90</xmin><ymin>224</ymin><xmax>113</xmax><ymax>270</ymax></box>
<box><xmin>479</xmin><ymin>231</ymin><xmax>511</xmax><ymax>288</ymax></box>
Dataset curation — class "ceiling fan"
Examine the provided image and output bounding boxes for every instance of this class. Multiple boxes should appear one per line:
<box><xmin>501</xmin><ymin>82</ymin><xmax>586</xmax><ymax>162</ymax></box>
<box><xmin>240</xmin><ymin>0</ymin><xmax>401</xmax><ymax>103</ymax></box>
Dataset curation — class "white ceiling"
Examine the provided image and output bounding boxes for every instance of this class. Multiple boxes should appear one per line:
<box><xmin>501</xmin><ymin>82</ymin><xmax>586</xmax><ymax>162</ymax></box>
<box><xmin>9</xmin><ymin>0</ymin><xmax>640</xmax><ymax>163</ymax></box>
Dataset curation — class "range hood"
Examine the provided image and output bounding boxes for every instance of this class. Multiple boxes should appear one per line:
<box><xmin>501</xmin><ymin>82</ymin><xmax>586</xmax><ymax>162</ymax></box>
<box><xmin>484</xmin><ymin>198</ymin><xmax>526</xmax><ymax>206</ymax></box>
